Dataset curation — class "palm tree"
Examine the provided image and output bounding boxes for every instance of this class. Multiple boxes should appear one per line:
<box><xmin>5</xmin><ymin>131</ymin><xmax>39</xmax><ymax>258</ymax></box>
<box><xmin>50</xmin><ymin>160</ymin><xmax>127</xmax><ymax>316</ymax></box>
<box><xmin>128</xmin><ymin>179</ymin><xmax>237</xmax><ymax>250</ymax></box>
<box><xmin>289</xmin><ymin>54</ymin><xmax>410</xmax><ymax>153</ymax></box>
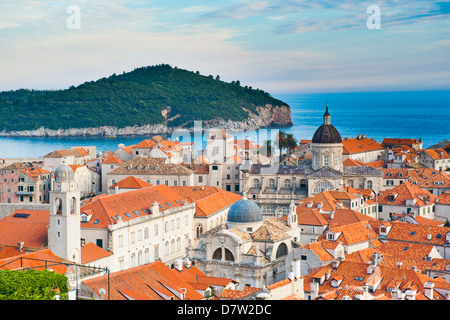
<box><xmin>285</xmin><ymin>133</ymin><xmax>298</xmax><ymax>156</ymax></box>
<box><xmin>275</xmin><ymin>131</ymin><xmax>288</xmax><ymax>162</ymax></box>
<box><xmin>259</xmin><ymin>140</ymin><xmax>272</xmax><ymax>157</ymax></box>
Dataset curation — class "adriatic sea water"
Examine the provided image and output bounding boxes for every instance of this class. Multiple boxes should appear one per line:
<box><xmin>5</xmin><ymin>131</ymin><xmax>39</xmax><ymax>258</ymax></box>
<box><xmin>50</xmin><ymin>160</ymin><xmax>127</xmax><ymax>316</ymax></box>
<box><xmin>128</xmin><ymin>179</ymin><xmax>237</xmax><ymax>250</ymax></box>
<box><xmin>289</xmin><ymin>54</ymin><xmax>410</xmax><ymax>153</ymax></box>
<box><xmin>0</xmin><ymin>90</ymin><xmax>449</xmax><ymax>159</ymax></box>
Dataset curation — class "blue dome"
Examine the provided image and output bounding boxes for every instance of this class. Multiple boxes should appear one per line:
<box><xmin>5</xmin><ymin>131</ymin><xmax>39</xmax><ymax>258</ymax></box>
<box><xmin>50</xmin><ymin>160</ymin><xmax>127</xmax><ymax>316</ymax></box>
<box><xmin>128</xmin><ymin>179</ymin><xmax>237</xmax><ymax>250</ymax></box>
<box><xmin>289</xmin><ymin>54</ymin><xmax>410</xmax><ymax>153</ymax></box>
<box><xmin>227</xmin><ymin>197</ymin><xmax>263</xmax><ymax>224</ymax></box>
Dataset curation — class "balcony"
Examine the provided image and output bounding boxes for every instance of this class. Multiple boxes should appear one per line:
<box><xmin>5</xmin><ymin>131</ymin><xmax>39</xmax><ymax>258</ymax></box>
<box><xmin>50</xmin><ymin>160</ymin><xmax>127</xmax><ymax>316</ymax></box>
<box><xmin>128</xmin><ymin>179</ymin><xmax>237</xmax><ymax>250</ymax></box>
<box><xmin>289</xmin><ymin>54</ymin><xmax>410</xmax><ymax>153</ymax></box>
<box><xmin>16</xmin><ymin>190</ymin><xmax>34</xmax><ymax>196</ymax></box>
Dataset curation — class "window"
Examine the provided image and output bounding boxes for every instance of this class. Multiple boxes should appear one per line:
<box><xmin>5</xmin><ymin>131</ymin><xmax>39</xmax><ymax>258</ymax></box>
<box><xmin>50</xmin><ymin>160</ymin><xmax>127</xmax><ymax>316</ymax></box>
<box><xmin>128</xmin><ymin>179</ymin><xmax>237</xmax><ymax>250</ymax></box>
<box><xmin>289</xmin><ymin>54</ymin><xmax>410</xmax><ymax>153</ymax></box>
<box><xmin>96</xmin><ymin>239</ymin><xmax>103</xmax><ymax>248</ymax></box>
<box><xmin>276</xmin><ymin>243</ymin><xmax>288</xmax><ymax>259</ymax></box>
<box><xmin>182</xmin><ymin>180</ymin><xmax>187</xmax><ymax>186</ymax></box>
<box><xmin>313</xmin><ymin>181</ymin><xmax>333</xmax><ymax>194</ymax></box>
<box><xmin>144</xmin><ymin>227</ymin><xmax>149</xmax><ymax>239</ymax></box>
<box><xmin>323</xmin><ymin>155</ymin><xmax>329</xmax><ymax>166</ymax></box>
<box><xmin>234</xmin><ymin>184</ymin><xmax>239</xmax><ymax>192</ymax></box>
<box><xmin>118</xmin><ymin>235</ymin><xmax>123</xmax><ymax>247</ymax></box>
<box><xmin>253</xmin><ymin>179</ymin><xmax>260</xmax><ymax>188</ymax></box>
<box><xmin>367</xmin><ymin>180</ymin><xmax>373</xmax><ymax>189</ymax></box>
<box><xmin>284</xmin><ymin>179</ymin><xmax>291</xmax><ymax>188</ymax></box>
<box><xmin>131</xmin><ymin>232</ymin><xmax>135</xmax><ymax>244</ymax></box>
<box><xmin>269</xmin><ymin>179</ymin><xmax>275</xmax><ymax>188</ymax></box>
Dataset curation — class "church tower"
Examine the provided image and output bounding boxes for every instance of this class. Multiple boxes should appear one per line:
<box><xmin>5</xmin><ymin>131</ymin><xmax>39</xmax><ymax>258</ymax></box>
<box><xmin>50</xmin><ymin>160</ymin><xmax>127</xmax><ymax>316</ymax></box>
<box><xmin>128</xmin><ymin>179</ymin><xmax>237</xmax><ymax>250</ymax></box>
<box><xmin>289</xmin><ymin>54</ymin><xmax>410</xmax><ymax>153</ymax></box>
<box><xmin>311</xmin><ymin>105</ymin><xmax>343</xmax><ymax>172</ymax></box>
<box><xmin>48</xmin><ymin>165</ymin><xmax>81</xmax><ymax>264</ymax></box>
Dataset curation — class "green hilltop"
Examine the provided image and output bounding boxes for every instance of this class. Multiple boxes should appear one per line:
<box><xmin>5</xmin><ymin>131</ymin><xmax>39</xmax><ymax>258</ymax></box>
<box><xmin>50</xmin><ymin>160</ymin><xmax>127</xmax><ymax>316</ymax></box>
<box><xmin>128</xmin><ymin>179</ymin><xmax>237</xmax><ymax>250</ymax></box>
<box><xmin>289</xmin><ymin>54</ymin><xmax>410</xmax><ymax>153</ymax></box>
<box><xmin>0</xmin><ymin>64</ymin><xmax>289</xmax><ymax>132</ymax></box>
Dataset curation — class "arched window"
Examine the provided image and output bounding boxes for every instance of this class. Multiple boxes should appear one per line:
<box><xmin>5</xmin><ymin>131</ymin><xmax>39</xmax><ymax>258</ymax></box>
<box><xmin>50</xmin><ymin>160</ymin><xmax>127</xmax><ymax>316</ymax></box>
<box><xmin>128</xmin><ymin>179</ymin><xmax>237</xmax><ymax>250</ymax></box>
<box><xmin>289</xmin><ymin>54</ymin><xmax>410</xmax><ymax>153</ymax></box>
<box><xmin>131</xmin><ymin>253</ymin><xmax>136</xmax><ymax>267</ymax></box>
<box><xmin>224</xmin><ymin>249</ymin><xmax>235</xmax><ymax>262</ymax></box>
<box><xmin>212</xmin><ymin>248</ymin><xmax>222</xmax><ymax>260</ymax></box>
<box><xmin>138</xmin><ymin>251</ymin><xmax>143</xmax><ymax>265</ymax></box>
<box><xmin>144</xmin><ymin>248</ymin><xmax>150</xmax><ymax>264</ymax></box>
<box><xmin>367</xmin><ymin>180</ymin><xmax>373</xmax><ymax>189</ymax></box>
<box><xmin>313</xmin><ymin>181</ymin><xmax>333</xmax><ymax>194</ymax></box>
<box><xmin>177</xmin><ymin>237</ymin><xmax>181</xmax><ymax>250</ymax></box>
<box><xmin>70</xmin><ymin>197</ymin><xmax>77</xmax><ymax>214</ymax></box>
<box><xmin>165</xmin><ymin>241</ymin><xmax>169</xmax><ymax>255</ymax></box>
<box><xmin>196</xmin><ymin>224</ymin><xmax>203</xmax><ymax>238</ymax></box>
<box><xmin>55</xmin><ymin>197</ymin><xmax>62</xmax><ymax>215</ymax></box>
<box><xmin>276</xmin><ymin>243</ymin><xmax>288</xmax><ymax>259</ymax></box>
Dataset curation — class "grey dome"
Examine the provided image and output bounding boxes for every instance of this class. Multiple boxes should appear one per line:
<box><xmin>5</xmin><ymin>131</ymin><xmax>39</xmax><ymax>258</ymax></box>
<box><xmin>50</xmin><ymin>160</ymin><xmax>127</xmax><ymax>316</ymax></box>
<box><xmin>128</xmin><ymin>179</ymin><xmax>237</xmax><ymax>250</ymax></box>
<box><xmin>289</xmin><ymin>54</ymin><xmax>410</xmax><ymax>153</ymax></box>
<box><xmin>312</xmin><ymin>105</ymin><xmax>342</xmax><ymax>144</ymax></box>
<box><xmin>227</xmin><ymin>197</ymin><xmax>263</xmax><ymax>224</ymax></box>
<box><xmin>54</xmin><ymin>165</ymin><xmax>74</xmax><ymax>182</ymax></box>
<box><xmin>312</xmin><ymin>124</ymin><xmax>342</xmax><ymax>144</ymax></box>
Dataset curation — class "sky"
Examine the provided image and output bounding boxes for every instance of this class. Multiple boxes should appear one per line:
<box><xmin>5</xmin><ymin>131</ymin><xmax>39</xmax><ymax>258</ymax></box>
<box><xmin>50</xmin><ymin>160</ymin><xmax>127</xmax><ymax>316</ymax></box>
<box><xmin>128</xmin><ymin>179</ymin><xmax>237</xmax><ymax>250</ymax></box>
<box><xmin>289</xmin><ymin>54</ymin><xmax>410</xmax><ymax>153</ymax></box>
<box><xmin>0</xmin><ymin>0</ymin><xmax>449</xmax><ymax>94</ymax></box>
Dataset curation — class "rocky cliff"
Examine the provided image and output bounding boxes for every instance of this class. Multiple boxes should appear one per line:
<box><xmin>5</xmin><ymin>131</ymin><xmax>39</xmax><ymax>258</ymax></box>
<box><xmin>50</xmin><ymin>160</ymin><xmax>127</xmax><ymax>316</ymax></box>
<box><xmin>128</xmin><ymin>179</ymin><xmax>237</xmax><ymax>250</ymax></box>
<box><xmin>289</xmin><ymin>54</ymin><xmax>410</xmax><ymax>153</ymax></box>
<box><xmin>0</xmin><ymin>104</ymin><xmax>292</xmax><ymax>137</ymax></box>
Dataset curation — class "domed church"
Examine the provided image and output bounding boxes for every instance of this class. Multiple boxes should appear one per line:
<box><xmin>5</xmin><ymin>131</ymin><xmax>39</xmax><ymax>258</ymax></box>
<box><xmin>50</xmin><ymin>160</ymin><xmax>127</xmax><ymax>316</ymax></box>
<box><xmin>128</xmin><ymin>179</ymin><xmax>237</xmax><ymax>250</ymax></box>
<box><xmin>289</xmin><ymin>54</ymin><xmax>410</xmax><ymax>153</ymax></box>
<box><xmin>311</xmin><ymin>105</ymin><xmax>343</xmax><ymax>172</ymax></box>
<box><xmin>242</xmin><ymin>105</ymin><xmax>385</xmax><ymax>216</ymax></box>
<box><xmin>188</xmin><ymin>194</ymin><xmax>301</xmax><ymax>289</ymax></box>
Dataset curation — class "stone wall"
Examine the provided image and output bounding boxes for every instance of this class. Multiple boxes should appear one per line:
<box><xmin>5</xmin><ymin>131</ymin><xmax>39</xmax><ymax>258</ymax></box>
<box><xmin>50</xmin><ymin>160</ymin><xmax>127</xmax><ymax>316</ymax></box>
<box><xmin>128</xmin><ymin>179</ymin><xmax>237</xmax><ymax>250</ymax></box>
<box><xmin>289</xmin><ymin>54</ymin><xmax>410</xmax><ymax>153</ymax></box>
<box><xmin>0</xmin><ymin>203</ymin><xmax>49</xmax><ymax>219</ymax></box>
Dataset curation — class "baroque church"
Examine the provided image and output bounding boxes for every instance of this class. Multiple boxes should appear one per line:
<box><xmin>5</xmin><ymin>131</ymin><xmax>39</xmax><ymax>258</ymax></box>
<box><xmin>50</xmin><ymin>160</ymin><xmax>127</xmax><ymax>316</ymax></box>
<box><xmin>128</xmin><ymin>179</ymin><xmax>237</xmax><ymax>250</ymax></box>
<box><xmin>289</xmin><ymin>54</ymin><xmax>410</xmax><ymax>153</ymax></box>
<box><xmin>242</xmin><ymin>105</ymin><xmax>384</xmax><ymax>216</ymax></box>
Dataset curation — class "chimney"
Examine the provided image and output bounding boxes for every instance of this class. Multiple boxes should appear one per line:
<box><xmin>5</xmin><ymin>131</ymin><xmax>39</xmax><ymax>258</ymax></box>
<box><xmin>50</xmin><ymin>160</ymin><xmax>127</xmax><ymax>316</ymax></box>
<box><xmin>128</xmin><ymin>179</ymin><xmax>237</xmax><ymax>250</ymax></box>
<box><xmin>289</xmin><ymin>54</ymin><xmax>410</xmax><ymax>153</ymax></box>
<box><xmin>427</xmin><ymin>233</ymin><xmax>432</xmax><ymax>241</ymax></box>
<box><xmin>174</xmin><ymin>259</ymin><xmax>183</xmax><ymax>271</ymax></box>
<box><xmin>424</xmin><ymin>282</ymin><xmax>435</xmax><ymax>300</ymax></box>
<box><xmin>114</xmin><ymin>185</ymin><xmax>119</xmax><ymax>194</ymax></box>
<box><xmin>17</xmin><ymin>241</ymin><xmax>24</xmax><ymax>252</ymax></box>
<box><xmin>330</xmin><ymin>212</ymin><xmax>334</xmax><ymax>220</ymax></box>
<box><xmin>292</xmin><ymin>258</ymin><xmax>301</xmax><ymax>279</ymax></box>
<box><xmin>397</xmin><ymin>261</ymin><xmax>403</xmax><ymax>269</ymax></box>
<box><xmin>151</xmin><ymin>201</ymin><xmax>160</xmax><ymax>217</ymax></box>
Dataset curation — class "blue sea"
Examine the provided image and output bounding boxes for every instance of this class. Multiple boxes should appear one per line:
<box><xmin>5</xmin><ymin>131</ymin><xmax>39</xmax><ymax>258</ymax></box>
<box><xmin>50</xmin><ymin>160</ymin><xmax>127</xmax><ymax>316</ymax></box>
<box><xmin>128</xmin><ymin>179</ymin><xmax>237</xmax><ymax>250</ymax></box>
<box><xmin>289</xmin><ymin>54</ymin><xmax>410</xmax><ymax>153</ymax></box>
<box><xmin>0</xmin><ymin>90</ymin><xmax>449</xmax><ymax>159</ymax></box>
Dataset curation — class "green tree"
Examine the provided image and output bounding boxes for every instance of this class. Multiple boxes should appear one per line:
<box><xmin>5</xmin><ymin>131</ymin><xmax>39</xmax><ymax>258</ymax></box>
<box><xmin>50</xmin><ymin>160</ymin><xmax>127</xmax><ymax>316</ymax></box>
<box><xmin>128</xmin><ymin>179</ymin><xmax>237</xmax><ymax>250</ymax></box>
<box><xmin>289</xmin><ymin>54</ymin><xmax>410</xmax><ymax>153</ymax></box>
<box><xmin>0</xmin><ymin>269</ymin><xmax>69</xmax><ymax>300</ymax></box>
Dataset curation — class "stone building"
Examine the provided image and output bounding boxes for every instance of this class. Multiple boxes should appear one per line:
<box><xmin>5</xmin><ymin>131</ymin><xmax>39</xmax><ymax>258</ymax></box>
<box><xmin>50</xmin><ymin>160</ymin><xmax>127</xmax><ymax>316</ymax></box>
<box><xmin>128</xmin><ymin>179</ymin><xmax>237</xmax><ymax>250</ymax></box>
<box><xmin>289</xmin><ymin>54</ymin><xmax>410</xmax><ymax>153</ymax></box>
<box><xmin>188</xmin><ymin>195</ymin><xmax>301</xmax><ymax>290</ymax></box>
<box><xmin>243</xmin><ymin>105</ymin><xmax>384</xmax><ymax>215</ymax></box>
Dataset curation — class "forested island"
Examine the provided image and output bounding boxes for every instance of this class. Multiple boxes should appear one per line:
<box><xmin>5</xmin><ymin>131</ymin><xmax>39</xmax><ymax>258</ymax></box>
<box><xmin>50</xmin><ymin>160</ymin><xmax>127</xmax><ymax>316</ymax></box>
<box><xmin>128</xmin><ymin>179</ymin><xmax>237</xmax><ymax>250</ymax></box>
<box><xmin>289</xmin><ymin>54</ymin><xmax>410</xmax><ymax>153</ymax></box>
<box><xmin>0</xmin><ymin>64</ymin><xmax>292</xmax><ymax>136</ymax></box>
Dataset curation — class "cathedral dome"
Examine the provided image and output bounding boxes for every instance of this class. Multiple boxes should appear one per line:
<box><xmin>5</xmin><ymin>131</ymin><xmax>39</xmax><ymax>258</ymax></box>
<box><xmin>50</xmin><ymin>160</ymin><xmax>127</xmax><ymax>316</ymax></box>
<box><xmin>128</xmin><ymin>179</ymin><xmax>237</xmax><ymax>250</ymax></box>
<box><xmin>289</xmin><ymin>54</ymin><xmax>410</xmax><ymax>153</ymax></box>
<box><xmin>312</xmin><ymin>105</ymin><xmax>342</xmax><ymax>144</ymax></box>
<box><xmin>312</xmin><ymin>124</ymin><xmax>342</xmax><ymax>144</ymax></box>
<box><xmin>227</xmin><ymin>195</ymin><xmax>263</xmax><ymax>224</ymax></box>
<box><xmin>54</xmin><ymin>165</ymin><xmax>74</xmax><ymax>182</ymax></box>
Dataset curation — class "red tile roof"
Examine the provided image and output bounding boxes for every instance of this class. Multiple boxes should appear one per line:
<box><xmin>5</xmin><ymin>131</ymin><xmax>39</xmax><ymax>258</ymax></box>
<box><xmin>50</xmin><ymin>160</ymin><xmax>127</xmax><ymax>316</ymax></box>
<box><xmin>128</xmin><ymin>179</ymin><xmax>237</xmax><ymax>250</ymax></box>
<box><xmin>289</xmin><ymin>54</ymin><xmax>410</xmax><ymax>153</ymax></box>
<box><xmin>80</xmin><ymin>184</ymin><xmax>189</xmax><ymax>229</ymax></box>
<box><xmin>81</xmin><ymin>242</ymin><xmax>114</xmax><ymax>264</ymax></box>
<box><xmin>109</xmin><ymin>176</ymin><xmax>152</xmax><ymax>189</ymax></box>
<box><xmin>172</xmin><ymin>186</ymin><xmax>242</xmax><ymax>217</ymax></box>
<box><xmin>342</xmin><ymin>138</ymin><xmax>384</xmax><ymax>154</ymax></box>
<box><xmin>0</xmin><ymin>249</ymin><xmax>68</xmax><ymax>274</ymax></box>
<box><xmin>82</xmin><ymin>261</ymin><xmax>204</xmax><ymax>300</ymax></box>
<box><xmin>378</xmin><ymin>181</ymin><xmax>438</xmax><ymax>206</ymax></box>
<box><xmin>0</xmin><ymin>210</ymin><xmax>49</xmax><ymax>249</ymax></box>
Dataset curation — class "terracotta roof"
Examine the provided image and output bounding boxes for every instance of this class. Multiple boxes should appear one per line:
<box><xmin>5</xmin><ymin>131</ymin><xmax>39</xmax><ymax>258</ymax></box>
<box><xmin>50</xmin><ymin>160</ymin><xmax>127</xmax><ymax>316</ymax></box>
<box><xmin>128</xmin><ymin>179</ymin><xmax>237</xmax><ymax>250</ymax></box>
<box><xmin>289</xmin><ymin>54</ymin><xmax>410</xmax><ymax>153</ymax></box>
<box><xmin>134</xmin><ymin>139</ymin><xmax>157</xmax><ymax>149</ymax></box>
<box><xmin>0</xmin><ymin>209</ymin><xmax>49</xmax><ymax>249</ymax></box>
<box><xmin>0</xmin><ymin>249</ymin><xmax>68</xmax><ymax>274</ymax></box>
<box><xmin>82</xmin><ymin>260</ymin><xmax>204</xmax><ymax>300</ymax></box>
<box><xmin>172</xmin><ymin>186</ymin><xmax>242</xmax><ymax>217</ymax></box>
<box><xmin>423</xmin><ymin>148</ymin><xmax>450</xmax><ymax>160</ymax></box>
<box><xmin>343</xmin><ymin>158</ymin><xmax>366</xmax><ymax>167</ymax></box>
<box><xmin>109</xmin><ymin>176</ymin><xmax>152</xmax><ymax>189</ymax></box>
<box><xmin>386</xmin><ymin>221</ymin><xmax>450</xmax><ymax>246</ymax></box>
<box><xmin>296</xmin><ymin>208</ymin><xmax>329</xmax><ymax>226</ymax></box>
<box><xmin>378</xmin><ymin>181</ymin><xmax>438</xmax><ymax>206</ymax></box>
<box><xmin>19</xmin><ymin>167</ymin><xmax>50</xmax><ymax>181</ymax></box>
<box><xmin>437</xmin><ymin>193</ymin><xmax>450</xmax><ymax>205</ymax></box>
<box><xmin>342</xmin><ymin>138</ymin><xmax>384</xmax><ymax>154</ymax></box>
<box><xmin>318</xmin><ymin>221</ymin><xmax>379</xmax><ymax>246</ymax></box>
<box><xmin>80</xmin><ymin>184</ymin><xmax>190</xmax><ymax>229</ymax></box>
<box><xmin>81</xmin><ymin>242</ymin><xmax>114</xmax><ymax>264</ymax></box>
<box><xmin>251</xmin><ymin>218</ymin><xmax>291</xmax><ymax>241</ymax></box>
<box><xmin>219</xmin><ymin>286</ymin><xmax>261</xmax><ymax>299</ymax></box>
<box><xmin>301</xmin><ymin>241</ymin><xmax>336</xmax><ymax>262</ymax></box>
<box><xmin>303</xmin><ymin>260</ymin><xmax>435</xmax><ymax>298</ymax></box>
<box><xmin>110</xmin><ymin>157</ymin><xmax>193</xmax><ymax>175</ymax></box>
<box><xmin>44</xmin><ymin>148</ymin><xmax>89</xmax><ymax>158</ymax></box>
<box><xmin>382</xmin><ymin>138</ymin><xmax>422</xmax><ymax>146</ymax></box>
<box><xmin>297</xmin><ymin>191</ymin><xmax>349</xmax><ymax>212</ymax></box>
<box><xmin>102</xmin><ymin>155</ymin><xmax>124</xmax><ymax>164</ymax></box>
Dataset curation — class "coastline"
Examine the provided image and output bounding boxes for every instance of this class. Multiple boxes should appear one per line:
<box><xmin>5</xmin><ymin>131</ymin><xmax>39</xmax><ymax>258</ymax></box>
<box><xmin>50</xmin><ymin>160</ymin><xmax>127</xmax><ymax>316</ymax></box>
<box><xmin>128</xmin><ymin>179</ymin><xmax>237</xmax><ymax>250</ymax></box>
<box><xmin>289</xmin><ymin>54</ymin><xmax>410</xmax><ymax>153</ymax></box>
<box><xmin>0</xmin><ymin>105</ymin><xmax>293</xmax><ymax>138</ymax></box>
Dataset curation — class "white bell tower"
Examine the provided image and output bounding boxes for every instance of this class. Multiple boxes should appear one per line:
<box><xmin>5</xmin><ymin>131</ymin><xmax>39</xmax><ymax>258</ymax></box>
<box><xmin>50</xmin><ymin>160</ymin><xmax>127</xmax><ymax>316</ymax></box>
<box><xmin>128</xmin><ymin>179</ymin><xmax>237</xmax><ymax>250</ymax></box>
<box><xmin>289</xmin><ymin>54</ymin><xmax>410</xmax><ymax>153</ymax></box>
<box><xmin>48</xmin><ymin>165</ymin><xmax>81</xmax><ymax>264</ymax></box>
